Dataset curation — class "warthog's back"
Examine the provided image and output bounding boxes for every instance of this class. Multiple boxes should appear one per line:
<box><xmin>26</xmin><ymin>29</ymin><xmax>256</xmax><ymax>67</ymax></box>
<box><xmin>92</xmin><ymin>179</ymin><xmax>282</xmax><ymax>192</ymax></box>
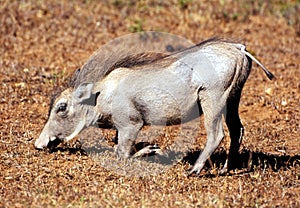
<box><xmin>72</xmin><ymin>38</ymin><xmax>251</xmax><ymax>90</ymax></box>
<box><xmin>71</xmin><ymin>33</ymin><xmax>194</xmax><ymax>88</ymax></box>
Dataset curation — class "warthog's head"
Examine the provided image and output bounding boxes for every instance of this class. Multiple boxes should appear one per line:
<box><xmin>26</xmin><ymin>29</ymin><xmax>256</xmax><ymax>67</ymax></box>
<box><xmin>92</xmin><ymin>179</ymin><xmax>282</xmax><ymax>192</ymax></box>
<box><xmin>34</xmin><ymin>83</ymin><xmax>96</xmax><ymax>150</ymax></box>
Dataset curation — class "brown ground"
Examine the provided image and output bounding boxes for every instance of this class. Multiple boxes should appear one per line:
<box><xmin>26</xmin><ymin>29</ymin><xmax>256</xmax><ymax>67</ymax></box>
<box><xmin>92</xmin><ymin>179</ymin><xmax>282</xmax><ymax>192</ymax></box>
<box><xmin>0</xmin><ymin>0</ymin><xmax>299</xmax><ymax>207</ymax></box>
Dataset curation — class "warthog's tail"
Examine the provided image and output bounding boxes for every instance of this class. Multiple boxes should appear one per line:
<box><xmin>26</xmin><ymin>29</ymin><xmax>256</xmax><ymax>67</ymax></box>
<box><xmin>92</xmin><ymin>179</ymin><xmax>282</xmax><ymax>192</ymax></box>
<box><xmin>235</xmin><ymin>44</ymin><xmax>275</xmax><ymax>80</ymax></box>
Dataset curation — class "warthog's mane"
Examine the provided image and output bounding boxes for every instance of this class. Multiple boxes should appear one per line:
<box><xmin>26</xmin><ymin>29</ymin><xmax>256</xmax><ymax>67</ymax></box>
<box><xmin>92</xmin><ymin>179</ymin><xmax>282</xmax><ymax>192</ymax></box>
<box><xmin>106</xmin><ymin>52</ymin><xmax>177</xmax><ymax>72</ymax></box>
<box><xmin>104</xmin><ymin>37</ymin><xmax>225</xmax><ymax>73</ymax></box>
<box><xmin>70</xmin><ymin>37</ymin><xmax>226</xmax><ymax>88</ymax></box>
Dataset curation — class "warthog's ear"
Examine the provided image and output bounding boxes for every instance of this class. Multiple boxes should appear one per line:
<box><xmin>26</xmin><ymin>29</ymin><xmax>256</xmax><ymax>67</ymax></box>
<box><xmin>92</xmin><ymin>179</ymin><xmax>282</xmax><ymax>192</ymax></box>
<box><xmin>74</xmin><ymin>83</ymin><xmax>94</xmax><ymax>103</ymax></box>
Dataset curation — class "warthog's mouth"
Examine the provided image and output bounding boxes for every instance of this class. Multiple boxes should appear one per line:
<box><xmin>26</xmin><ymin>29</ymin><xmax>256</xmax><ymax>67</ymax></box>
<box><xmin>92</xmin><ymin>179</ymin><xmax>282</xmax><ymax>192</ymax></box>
<box><xmin>47</xmin><ymin>138</ymin><xmax>62</xmax><ymax>151</ymax></box>
<box><xmin>35</xmin><ymin>137</ymin><xmax>62</xmax><ymax>151</ymax></box>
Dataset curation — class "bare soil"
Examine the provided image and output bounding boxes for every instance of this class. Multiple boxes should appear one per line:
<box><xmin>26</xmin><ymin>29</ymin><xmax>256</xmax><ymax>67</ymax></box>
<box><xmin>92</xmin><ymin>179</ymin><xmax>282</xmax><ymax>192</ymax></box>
<box><xmin>0</xmin><ymin>1</ymin><xmax>299</xmax><ymax>207</ymax></box>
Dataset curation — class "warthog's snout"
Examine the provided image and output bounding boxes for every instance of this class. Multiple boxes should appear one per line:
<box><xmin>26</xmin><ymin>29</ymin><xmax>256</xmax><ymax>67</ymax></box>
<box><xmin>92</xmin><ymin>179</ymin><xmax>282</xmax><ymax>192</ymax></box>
<box><xmin>35</xmin><ymin>135</ymin><xmax>62</xmax><ymax>150</ymax></box>
<box><xmin>34</xmin><ymin>129</ymin><xmax>58</xmax><ymax>150</ymax></box>
<box><xmin>34</xmin><ymin>136</ymin><xmax>49</xmax><ymax>149</ymax></box>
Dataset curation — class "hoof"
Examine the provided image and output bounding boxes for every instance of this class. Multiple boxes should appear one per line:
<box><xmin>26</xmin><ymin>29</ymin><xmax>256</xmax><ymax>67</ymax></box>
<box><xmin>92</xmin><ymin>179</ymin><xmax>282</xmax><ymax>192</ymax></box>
<box><xmin>132</xmin><ymin>144</ymin><xmax>163</xmax><ymax>158</ymax></box>
<box><xmin>187</xmin><ymin>166</ymin><xmax>201</xmax><ymax>176</ymax></box>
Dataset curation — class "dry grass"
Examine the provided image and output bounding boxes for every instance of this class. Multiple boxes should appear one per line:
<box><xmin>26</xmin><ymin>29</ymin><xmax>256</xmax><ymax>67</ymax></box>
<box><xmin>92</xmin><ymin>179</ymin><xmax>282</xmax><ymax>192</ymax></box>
<box><xmin>0</xmin><ymin>0</ymin><xmax>299</xmax><ymax>207</ymax></box>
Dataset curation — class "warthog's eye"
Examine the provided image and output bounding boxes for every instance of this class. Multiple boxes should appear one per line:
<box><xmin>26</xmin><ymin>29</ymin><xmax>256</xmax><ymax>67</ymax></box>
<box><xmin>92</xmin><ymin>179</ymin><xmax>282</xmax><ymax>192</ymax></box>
<box><xmin>56</xmin><ymin>103</ymin><xmax>67</xmax><ymax>114</ymax></box>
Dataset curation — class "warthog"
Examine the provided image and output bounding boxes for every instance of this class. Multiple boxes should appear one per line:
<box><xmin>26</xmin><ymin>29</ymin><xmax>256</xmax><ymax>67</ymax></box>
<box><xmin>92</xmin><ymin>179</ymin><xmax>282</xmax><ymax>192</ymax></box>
<box><xmin>34</xmin><ymin>38</ymin><xmax>274</xmax><ymax>175</ymax></box>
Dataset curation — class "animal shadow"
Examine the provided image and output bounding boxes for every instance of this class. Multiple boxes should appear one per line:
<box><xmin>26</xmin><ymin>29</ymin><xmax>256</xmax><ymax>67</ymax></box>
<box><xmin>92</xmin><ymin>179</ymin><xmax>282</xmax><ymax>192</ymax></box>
<box><xmin>183</xmin><ymin>148</ymin><xmax>300</xmax><ymax>176</ymax></box>
<box><xmin>46</xmin><ymin>139</ymin><xmax>299</xmax><ymax>177</ymax></box>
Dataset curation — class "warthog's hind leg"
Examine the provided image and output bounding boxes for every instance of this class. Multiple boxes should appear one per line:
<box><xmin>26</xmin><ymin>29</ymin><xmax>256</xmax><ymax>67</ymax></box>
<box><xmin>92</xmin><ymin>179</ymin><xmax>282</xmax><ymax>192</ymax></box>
<box><xmin>220</xmin><ymin>88</ymin><xmax>244</xmax><ymax>174</ymax></box>
<box><xmin>188</xmin><ymin>91</ymin><xmax>225</xmax><ymax>175</ymax></box>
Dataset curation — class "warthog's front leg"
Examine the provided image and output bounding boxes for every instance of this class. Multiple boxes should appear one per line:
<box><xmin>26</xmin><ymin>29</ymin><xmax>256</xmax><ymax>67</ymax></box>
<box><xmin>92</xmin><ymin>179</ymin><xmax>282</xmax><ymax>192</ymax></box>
<box><xmin>116</xmin><ymin>124</ymin><xmax>142</xmax><ymax>158</ymax></box>
<box><xmin>114</xmin><ymin>104</ymin><xmax>144</xmax><ymax>158</ymax></box>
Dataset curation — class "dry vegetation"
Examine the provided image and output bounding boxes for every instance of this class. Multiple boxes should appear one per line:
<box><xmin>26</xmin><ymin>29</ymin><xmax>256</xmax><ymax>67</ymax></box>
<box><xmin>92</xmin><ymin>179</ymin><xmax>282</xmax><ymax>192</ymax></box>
<box><xmin>0</xmin><ymin>0</ymin><xmax>299</xmax><ymax>207</ymax></box>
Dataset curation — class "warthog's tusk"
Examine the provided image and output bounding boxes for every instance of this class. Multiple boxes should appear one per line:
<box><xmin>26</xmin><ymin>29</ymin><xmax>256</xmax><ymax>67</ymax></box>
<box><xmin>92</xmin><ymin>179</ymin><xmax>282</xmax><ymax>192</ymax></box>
<box><xmin>65</xmin><ymin>119</ymin><xmax>86</xmax><ymax>142</ymax></box>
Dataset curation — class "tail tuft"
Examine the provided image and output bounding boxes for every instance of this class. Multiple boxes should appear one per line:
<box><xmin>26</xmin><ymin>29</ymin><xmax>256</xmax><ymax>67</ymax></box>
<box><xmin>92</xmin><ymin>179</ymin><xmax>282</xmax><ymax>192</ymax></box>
<box><xmin>264</xmin><ymin>69</ymin><xmax>275</xmax><ymax>80</ymax></box>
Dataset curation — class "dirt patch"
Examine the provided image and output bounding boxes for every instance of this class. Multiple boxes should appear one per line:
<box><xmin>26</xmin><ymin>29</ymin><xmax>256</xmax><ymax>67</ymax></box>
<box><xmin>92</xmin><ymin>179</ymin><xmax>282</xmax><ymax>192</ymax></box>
<box><xmin>0</xmin><ymin>1</ymin><xmax>299</xmax><ymax>207</ymax></box>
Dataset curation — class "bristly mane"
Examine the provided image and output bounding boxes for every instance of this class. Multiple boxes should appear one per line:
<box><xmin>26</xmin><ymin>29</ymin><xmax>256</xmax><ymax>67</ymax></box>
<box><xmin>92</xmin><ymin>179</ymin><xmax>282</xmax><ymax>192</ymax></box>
<box><xmin>70</xmin><ymin>37</ymin><xmax>227</xmax><ymax>88</ymax></box>
<box><xmin>195</xmin><ymin>37</ymin><xmax>221</xmax><ymax>47</ymax></box>
<box><xmin>104</xmin><ymin>52</ymin><xmax>177</xmax><ymax>76</ymax></box>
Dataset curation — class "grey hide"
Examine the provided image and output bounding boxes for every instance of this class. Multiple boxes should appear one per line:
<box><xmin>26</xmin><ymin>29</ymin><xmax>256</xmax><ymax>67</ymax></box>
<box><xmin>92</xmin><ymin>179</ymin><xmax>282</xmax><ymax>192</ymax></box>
<box><xmin>34</xmin><ymin>38</ymin><xmax>274</xmax><ymax>175</ymax></box>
